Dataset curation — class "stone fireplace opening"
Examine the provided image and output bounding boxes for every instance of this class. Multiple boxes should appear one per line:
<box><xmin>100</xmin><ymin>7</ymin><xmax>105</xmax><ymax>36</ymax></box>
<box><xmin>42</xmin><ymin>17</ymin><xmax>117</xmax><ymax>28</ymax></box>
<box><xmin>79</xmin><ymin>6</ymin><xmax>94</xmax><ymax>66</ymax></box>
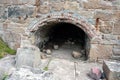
<box><xmin>34</xmin><ymin>22</ymin><xmax>90</xmax><ymax>60</ymax></box>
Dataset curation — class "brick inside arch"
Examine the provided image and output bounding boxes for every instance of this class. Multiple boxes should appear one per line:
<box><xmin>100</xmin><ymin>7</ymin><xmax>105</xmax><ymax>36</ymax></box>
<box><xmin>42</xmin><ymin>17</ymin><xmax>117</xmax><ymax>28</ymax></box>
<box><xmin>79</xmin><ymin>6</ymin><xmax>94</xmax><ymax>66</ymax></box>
<box><xmin>27</xmin><ymin>11</ymin><xmax>97</xmax><ymax>39</ymax></box>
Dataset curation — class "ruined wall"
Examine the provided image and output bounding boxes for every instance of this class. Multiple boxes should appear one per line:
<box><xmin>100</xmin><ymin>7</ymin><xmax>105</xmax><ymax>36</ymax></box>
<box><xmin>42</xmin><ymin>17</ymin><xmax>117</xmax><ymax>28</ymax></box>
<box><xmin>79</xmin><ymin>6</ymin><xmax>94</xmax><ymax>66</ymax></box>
<box><xmin>0</xmin><ymin>0</ymin><xmax>120</xmax><ymax>61</ymax></box>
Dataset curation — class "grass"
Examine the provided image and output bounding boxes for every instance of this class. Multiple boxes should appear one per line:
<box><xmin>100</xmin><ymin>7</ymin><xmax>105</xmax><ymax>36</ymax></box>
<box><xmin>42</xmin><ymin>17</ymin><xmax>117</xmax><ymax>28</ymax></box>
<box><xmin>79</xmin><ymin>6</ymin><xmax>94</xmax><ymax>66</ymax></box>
<box><xmin>43</xmin><ymin>58</ymin><xmax>52</xmax><ymax>71</ymax></box>
<box><xmin>0</xmin><ymin>37</ymin><xmax>16</xmax><ymax>59</ymax></box>
<box><xmin>2</xmin><ymin>74</ymin><xmax>8</xmax><ymax>80</ymax></box>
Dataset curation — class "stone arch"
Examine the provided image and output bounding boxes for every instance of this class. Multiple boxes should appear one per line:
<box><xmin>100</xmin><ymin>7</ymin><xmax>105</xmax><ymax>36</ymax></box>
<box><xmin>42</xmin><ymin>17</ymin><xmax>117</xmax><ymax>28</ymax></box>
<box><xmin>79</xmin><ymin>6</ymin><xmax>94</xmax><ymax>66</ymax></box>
<box><xmin>27</xmin><ymin>11</ymin><xmax>97</xmax><ymax>39</ymax></box>
<box><xmin>26</xmin><ymin>11</ymin><xmax>100</xmax><ymax>60</ymax></box>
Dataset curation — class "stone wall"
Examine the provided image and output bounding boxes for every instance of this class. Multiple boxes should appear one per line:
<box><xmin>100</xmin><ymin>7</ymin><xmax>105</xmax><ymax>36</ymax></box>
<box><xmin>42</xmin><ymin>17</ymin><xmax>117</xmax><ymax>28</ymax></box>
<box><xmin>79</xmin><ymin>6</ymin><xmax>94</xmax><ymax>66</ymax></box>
<box><xmin>0</xmin><ymin>0</ymin><xmax>120</xmax><ymax>60</ymax></box>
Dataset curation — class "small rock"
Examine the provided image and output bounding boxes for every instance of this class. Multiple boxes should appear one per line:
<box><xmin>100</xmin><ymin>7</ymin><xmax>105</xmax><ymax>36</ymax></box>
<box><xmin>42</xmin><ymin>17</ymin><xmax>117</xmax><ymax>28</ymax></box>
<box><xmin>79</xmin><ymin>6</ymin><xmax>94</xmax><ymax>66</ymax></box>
<box><xmin>72</xmin><ymin>51</ymin><xmax>82</xmax><ymax>59</ymax></box>
<box><xmin>42</xmin><ymin>49</ymin><xmax>46</xmax><ymax>53</ymax></box>
<box><xmin>87</xmin><ymin>67</ymin><xmax>102</xmax><ymax>80</ymax></box>
<box><xmin>46</xmin><ymin>55</ymin><xmax>52</xmax><ymax>58</ymax></box>
<box><xmin>41</xmin><ymin>54</ymin><xmax>47</xmax><ymax>59</ymax></box>
<box><xmin>71</xmin><ymin>42</ymin><xmax>74</xmax><ymax>44</ymax></box>
<box><xmin>81</xmin><ymin>50</ymin><xmax>85</xmax><ymax>55</ymax></box>
<box><xmin>54</xmin><ymin>45</ymin><xmax>59</xmax><ymax>50</ymax></box>
<box><xmin>46</xmin><ymin>49</ymin><xmax>52</xmax><ymax>55</ymax></box>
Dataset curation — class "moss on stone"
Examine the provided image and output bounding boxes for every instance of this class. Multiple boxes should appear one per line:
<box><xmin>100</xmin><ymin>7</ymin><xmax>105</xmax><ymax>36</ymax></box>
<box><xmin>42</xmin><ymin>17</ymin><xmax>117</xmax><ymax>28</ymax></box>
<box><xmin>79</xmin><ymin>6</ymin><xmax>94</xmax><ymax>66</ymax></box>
<box><xmin>0</xmin><ymin>37</ymin><xmax>16</xmax><ymax>59</ymax></box>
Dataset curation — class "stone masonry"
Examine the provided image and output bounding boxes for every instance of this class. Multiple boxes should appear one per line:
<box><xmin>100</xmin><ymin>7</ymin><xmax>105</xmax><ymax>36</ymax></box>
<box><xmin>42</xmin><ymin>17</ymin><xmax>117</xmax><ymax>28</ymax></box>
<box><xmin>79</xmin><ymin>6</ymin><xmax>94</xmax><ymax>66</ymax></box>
<box><xmin>0</xmin><ymin>0</ymin><xmax>120</xmax><ymax>61</ymax></box>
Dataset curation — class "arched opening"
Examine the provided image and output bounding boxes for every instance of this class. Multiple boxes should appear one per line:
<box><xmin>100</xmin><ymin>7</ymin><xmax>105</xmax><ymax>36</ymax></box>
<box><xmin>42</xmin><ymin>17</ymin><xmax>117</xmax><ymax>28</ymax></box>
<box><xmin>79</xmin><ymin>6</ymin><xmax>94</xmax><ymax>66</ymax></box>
<box><xmin>34</xmin><ymin>22</ymin><xmax>90</xmax><ymax>60</ymax></box>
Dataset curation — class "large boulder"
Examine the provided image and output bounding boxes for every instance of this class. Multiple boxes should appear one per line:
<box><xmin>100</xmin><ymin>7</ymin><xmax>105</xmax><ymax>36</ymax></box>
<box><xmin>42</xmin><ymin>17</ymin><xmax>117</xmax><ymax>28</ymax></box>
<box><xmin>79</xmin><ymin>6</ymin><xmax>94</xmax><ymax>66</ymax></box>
<box><xmin>15</xmin><ymin>45</ymin><xmax>41</xmax><ymax>68</ymax></box>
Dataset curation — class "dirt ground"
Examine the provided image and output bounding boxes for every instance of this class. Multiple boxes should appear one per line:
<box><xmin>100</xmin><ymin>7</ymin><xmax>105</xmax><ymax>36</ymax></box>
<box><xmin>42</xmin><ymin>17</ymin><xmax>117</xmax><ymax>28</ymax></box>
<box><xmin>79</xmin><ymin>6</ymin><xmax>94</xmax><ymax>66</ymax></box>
<box><xmin>40</xmin><ymin>58</ymin><xmax>102</xmax><ymax>80</ymax></box>
<box><xmin>40</xmin><ymin>44</ymin><xmax>102</xmax><ymax>80</ymax></box>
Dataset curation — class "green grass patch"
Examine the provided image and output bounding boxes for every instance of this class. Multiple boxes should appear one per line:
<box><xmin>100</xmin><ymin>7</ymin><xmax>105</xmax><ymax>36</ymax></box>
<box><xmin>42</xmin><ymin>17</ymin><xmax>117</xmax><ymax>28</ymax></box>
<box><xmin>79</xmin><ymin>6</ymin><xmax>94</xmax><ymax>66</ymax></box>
<box><xmin>2</xmin><ymin>74</ymin><xmax>8</xmax><ymax>80</ymax></box>
<box><xmin>0</xmin><ymin>37</ymin><xmax>16</xmax><ymax>59</ymax></box>
<box><xmin>43</xmin><ymin>58</ymin><xmax>52</xmax><ymax>71</ymax></box>
<box><xmin>43</xmin><ymin>66</ymin><xmax>48</xmax><ymax>71</ymax></box>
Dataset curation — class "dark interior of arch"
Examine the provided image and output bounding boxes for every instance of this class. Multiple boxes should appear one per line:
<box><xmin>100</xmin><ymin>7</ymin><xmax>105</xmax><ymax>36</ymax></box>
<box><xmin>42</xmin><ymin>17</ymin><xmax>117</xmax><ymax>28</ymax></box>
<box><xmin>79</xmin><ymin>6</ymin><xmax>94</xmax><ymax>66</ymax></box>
<box><xmin>35</xmin><ymin>22</ymin><xmax>90</xmax><ymax>60</ymax></box>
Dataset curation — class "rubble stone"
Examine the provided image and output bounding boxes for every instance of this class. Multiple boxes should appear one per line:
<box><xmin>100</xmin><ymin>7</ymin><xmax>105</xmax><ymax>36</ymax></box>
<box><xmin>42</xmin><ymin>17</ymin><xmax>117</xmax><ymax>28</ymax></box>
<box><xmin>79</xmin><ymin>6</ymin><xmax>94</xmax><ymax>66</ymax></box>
<box><xmin>41</xmin><ymin>53</ymin><xmax>47</xmax><ymax>59</ymax></box>
<box><xmin>72</xmin><ymin>51</ymin><xmax>82</xmax><ymax>59</ymax></box>
<box><xmin>103</xmin><ymin>60</ymin><xmax>120</xmax><ymax>80</ymax></box>
<box><xmin>89</xmin><ymin>44</ymin><xmax>112</xmax><ymax>61</ymax></box>
<box><xmin>53</xmin><ymin>45</ymin><xmax>59</xmax><ymax>50</ymax></box>
<box><xmin>15</xmin><ymin>46</ymin><xmax>41</xmax><ymax>68</ymax></box>
<box><xmin>46</xmin><ymin>49</ymin><xmax>52</xmax><ymax>55</ymax></box>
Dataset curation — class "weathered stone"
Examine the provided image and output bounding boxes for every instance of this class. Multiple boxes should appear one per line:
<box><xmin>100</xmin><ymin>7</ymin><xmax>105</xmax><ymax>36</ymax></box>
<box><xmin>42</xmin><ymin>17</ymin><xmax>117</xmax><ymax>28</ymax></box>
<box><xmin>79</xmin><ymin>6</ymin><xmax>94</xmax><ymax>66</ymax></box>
<box><xmin>71</xmin><ymin>42</ymin><xmax>74</xmax><ymax>45</ymax></box>
<box><xmin>112</xmin><ymin>5</ymin><xmax>120</xmax><ymax>10</ymax></box>
<box><xmin>113</xmin><ymin>10</ymin><xmax>120</xmax><ymax>20</ymax></box>
<box><xmin>6</xmin><ymin>67</ymin><xmax>54</xmax><ymax>80</ymax></box>
<box><xmin>7</xmin><ymin>25</ymin><xmax>25</xmax><ymax>33</ymax></box>
<box><xmin>20</xmin><ymin>40</ymin><xmax>31</xmax><ymax>48</ymax></box>
<box><xmin>53</xmin><ymin>45</ymin><xmax>59</xmax><ymax>50</ymax></box>
<box><xmin>102</xmin><ymin>34</ymin><xmax>117</xmax><ymax>40</ymax></box>
<box><xmin>0</xmin><ymin>0</ymin><xmax>120</xmax><ymax>63</ymax></box>
<box><xmin>83</xmin><ymin>0</ymin><xmax>112</xmax><ymax>10</ymax></box>
<box><xmin>72</xmin><ymin>51</ymin><xmax>82</xmax><ymax>59</ymax></box>
<box><xmin>39</xmin><ymin>5</ymin><xmax>50</xmax><ymax>14</ymax></box>
<box><xmin>2</xmin><ymin>31</ymin><xmax>21</xmax><ymax>50</ymax></box>
<box><xmin>94</xmin><ymin>10</ymin><xmax>114</xmax><ymax>21</ymax></box>
<box><xmin>117</xmin><ymin>35</ymin><xmax>120</xmax><ymax>40</ymax></box>
<box><xmin>113</xmin><ymin>45</ymin><xmax>120</xmax><ymax>49</ymax></box>
<box><xmin>41</xmin><ymin>53</ymin><xmax>47</xmax><ymax>59</ymax></box>
<box><xmin>88</xmin><ymin>67</ymin><xmax>102</xmax><ymax>80</ymax></box>
<box><xmin>100</xmin><ymin>39</ymin><xmax>119</xmax><ymax>45</ymax></box>
<box><xmin>89</xmin><ymin>44</ymin><xmax>113</xmax><ymax>61</ymax></box>
<box><xmin>15</xmin><ymin>46</ymin><xmax>41</xmax><ymax>68</ymax></box>
<box><xmin>0</xmin><ymin>56</ymin><xmax>16</xmax><ymax>80</ymax></box>
<box><xmin>51</xmin><ymin>2</ymin><xmax>64</xmax><ymax>11</ymax></box>
<box><xmin>113</xmin><ymin>20</ymin><xmax>120</xmax><ymax>35</ymax></box>
<box><xmin>0</xmin><ymin>0</ymin><xmax>35</xmax><ymax>5</ymax></box>
<box><xmin>111</xmin><ymin>0</ymin><xmax>120</xmax><ymax>5</ymax></box>
<box><xmin>112</xmin><ymin>55</ymin><xmax>120</xmax><ymax>61</ymax></box>
<box><xmin>113</xmin><ymin>48</ymin><xmax>120</xmax><ymax>55</ymax></box>
<box><xmin>103</xmin><ymin>60</ymin><xmax>120</xmax><ymax>80</ymax></box>
<box><xmin>64</xmin><ymin>1</ymin><xmax>80</xmax><ymax>11</ymax></box>
<box><xmin>7</xmin><ymin>5</ymin><xmax>34</xmax><ymax>18</ymax></box>
<box><xmin>99</xmin><ymin>21</ymin><xmax>113</xmax><ymax>34</ymax></box>
<box><xmin>78</xmin><ymin>10</ymin><xmax>95</xmax><ymax>19</ymax></box>
<box><xmin>46</xmin><ymin>49</ymin><xmax>52</xmax><ymax>55</ymax></box>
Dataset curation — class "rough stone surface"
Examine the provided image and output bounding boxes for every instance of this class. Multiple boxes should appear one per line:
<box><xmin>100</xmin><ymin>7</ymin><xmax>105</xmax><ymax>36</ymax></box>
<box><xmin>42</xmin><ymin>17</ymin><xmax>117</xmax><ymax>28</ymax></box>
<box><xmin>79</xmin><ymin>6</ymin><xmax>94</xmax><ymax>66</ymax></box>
<box><xmin>0</xmin><ymin>56</ymin><xmax>16</xmax><ymax>80</ymax></box>
<box><xmin>64</xmin><ymin>1</ymin><xmax>80</xmax><ymax>11</ymax></box>
<box><xmin>94</xmin><ymin>10</ymin><xmax>114</xmax><ymax>21</ymax></box>
<box><xmin>99</xmin><ymin>21</ymin><xmax>113</xmax><ymax>34</ymax></box>
<box><xmin>15</xmin><ymin>46</ymin><xmax>41</xmax><ymax>68</ymax></box>
<box><xmin>0</xmin><ymin>0</ymin><xmax>120</xmax><ymax>61</ymax></box>
<box><xmin>53</xmin><ymin>45</ymin><xmax>59</xmax><ymax>50</ymax></box>
<box><xmin>46</xmin><ymin>49</ymin><xmax>52</xmax><ymax>55</ymax></box>
<box><xmin>41</xmin><ymin>53</ymin><xmax>47</xmax><ymax>59</ymax></box>
<box><xmin>89</xmin><ymin>44</ymin><xmax>113</xmax><ymax>61</ymax></box>
<box><xmin>72</xmin><ymin>51</ymin><xmax>82</xmax><ymax>59</ymax></box>
<box><xmin>0</xmin><ymin>55</ymin><xmax>102</xmax><ymax>80</ymax></box>
<box><xmin>83</xmin><ymin>0</ymin><xmax>113</xmax><ymax>9</ymax></box>
<box><xmin>6</xmin><ymin>67</ymin><xmax>55</xmax><ymax>80</ymax></box>
<box><xmin>113</xmin><ymin>20</ymin><xmax>120</xmax><ymax>35</ymax></box>
<box><xmin>103</xmin><ymin>60</ymin><xmax>120</xmax><ymax>80</ymax></box>
<box><xmin>113</xmin><ymin>48</ymin><xmax>120</xmax><ymax>55</ymax></box>
<box><xmin>87</xmin><ymin>67</ymin><xmax>102</xmax><ymax>80</ymax></box>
